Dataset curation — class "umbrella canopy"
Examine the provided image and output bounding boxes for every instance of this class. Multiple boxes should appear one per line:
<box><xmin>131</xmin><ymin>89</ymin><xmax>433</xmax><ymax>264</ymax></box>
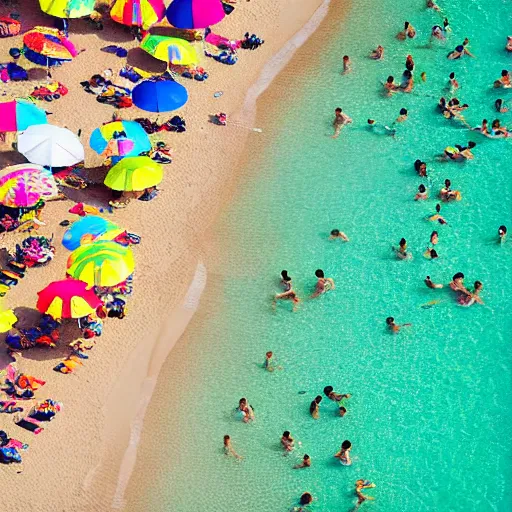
<box><xmin>18</xmin><ymin>124</ymin><xmax>84</xmax><ymax>167</ymax></box>
<box><xmin>0</xmin><ymin>310</ymin><xmax>17</xmax><ymax>333</ymax></box>
<box><xmin>23</xmin><ymin>27</ymin><xmax>78</xmax><ymax>66</ymax></box>
<box><xmin>166</xmin><ymin>0</ymin><xmax>225</xmax><ymax>29</ymax></box>
<box><xmin>0</xmin><ymin>164</ymin><xmax>58</xmax><ymax>207</ymax></box>
<box><xmin>39</xmin><ymin>0</ymin><xmax>96</xmax><ymax>18</ymax></box>
<box><xmin>132</xmin><ymin>79</ymin><xmax>188</xmax><ymax>113</ymax></box>
<box><xmin>67</xmin><ymin>242</ymin><xmax>135</xmax><ymax>287</ymax></box>
<box><xmin>0</xmin><ymin>99</ymin><xmax>47</xmax><ymax>133</ymax></box>
<box><xmin>104</xmin><ymin>156</ymin><xmax>163</xmax><ymax>191</ymax></box>
<box><xmin>62</xmin><ymin>215</ymin><xmax>119</xmax><ymax>251</ymax></box>
<box><xmin>37</xmin><ymin>279</ymin><xmax>102</xmax><ymax>319</ymax></box>
<box><xmin>140</xmin><ymin>34</ymin><xmax>198</xmax><ymax>65</ymax></box>
<box><xmin>111</xmin><ymin>0</ymin><xmax>166</xmax><ymax>30</ymax></box>
<box><xmin>90</xmin><ymin>120</ymin><xmax>151</xmax><ymax>158</ymax></box>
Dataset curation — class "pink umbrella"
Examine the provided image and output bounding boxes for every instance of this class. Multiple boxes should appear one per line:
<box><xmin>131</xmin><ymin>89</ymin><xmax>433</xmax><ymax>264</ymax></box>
<box><xmin>166</xmin><ymin>0</ymin><xmax>225</xmax><ymax>29</ymax></box>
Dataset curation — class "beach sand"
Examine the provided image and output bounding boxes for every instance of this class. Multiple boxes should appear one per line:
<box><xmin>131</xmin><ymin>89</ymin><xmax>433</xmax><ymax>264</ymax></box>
<box><xmin>0</xmin><ymin>0</ymin><xmax>326</xmax><ymax>510</ymax></box>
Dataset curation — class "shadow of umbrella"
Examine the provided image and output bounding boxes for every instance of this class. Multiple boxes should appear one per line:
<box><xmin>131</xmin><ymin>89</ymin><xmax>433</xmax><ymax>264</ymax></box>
<box><xmin>127</xmin><ymin>47</ymin><xmax>167</xmax><ymax>75</ymax></box>
<box><xmin>0</xmin><ymin>151</ymin><xmax>29</xmax><ymax>168</ymax></box>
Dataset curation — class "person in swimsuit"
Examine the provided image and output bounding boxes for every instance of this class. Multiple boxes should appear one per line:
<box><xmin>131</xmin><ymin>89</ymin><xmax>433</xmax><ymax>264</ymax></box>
<box><xmin>414</xmin><ymin>159</ymin><xmax>427</xmax><ymax>177</ymax></box>
<box><xmin>495</xmin><ymin>69</ymin><xmax>511</xmax><ymax>88</ymax></box>
<box><xmin>294</xmin><ymin>454</ymin><xmax>311</xmax><ymax>469</ymax></box>
<box><xmin>342</xmin><ymin>55</ymin><xmax>352</xmax><ymax>74</ymax></box>
<box><xmin>448</xmin><ymin>42</ymin><xmax>474</xmax><ymax>59</ymax></box>
<box><xmin>293</xmin><ymin>492</ymin><xmax>313</xmax><ymax>511</ymax></box>
<box><xmin>354</xmin><ymin>480</ymin><xmax>376</xmax><ymax>510</ymax></box>
<box><xmin>223</xmin><ymin>435</ymin><xmax>242</xmax><ymax>459</ymax></box>
<box><xmin>332</xmin><ymin>107</ymin><xmax>353</xmax><ymax>139</ymax></box>
<box><xmin>324</xmin><ymin>386</ymin><xmax>351</xmax><ymax>403</ymax></box>
<box><xmin>431</xmin><ymin>25</ymin><xmax>445</xmax><ymax>41</ymax></box>
<box><xmin>396</xmin><ymin>108</ymin><xmax>408</xmax><ymax>123</ymax></box>
<box><xmin>489</xmin><ymin>120</ymin><xmax>510</xmax><ymax>138</ymax></box>
<box><xmin>367</xmin><ymin>119</ymin><xmax>396</xmax><ymax>136</ymax></box>
<box><xmin>440</xmin><ymin>179</ymin><xmax>461</xmax><ymax>201</ymax></box>
<box><xmin>424</xmin><ymin>248</ymin><xmax>439</xmax><ymax>259</ymax></box>
<box><xmin>310</xmin><ymin>269</ymin><xmax>335</xmax><ymax>298</ymax></box>
<box><xmin>449</xmin><ymin>272</ymin><xmax>471</xmax><ymax>296</ymax></box>
<box><xmin>369</xmin><ymin>45</ymin><xmax>384</xmax><ymax>60</ymax></box>
<box><xmin>405</xmin><ymin>55</ymin><xmax>414</xmax><ymax>71</ymax></box>
<box><xmin>427</xmin><ymin>0</ymin><xmax>441</xmax><ymax>11</ymax></box>
<box><xmin>384</xmin><ymin>76</ymin><xmax>400</xmax><ymax>96</ymax></box>
<box><xmin>330</xmin><ymin>229</ymin><xmax>349</xmax><ymax>241</ymax></box>
<box><xmin>263</xmin><ymin>351</ymin><xmax>276</xmax><ymax>371</ymax></box>
<box><xmin>274</xmin><ymin>271</ymin><xmax>300</xmax><ymax>311</ymax></box>
<box><xmin>281</xmin><ymin>431</ymin><xmax>295</xmax><ymax>452</ymax></box>
<box><xmin>393</xmin><ymin>238</ymin><xmax>412</xmax><ymax>260</ymax></box>
<box><xmin>235</xmin><ymin>398</ymin><xmax>255</xmax><ymax>423</ymax></box>
<box><xmin>458</xmin><ymin>281</ymin><xmax>484</xmax><ymax>306</ymax></box>
<box><xmin>448</xmin><ymin>72</ymin><xmax>459</xmax><ymax>93</ymax></box>
<box><xmin>401</xmin><ymin>70</ymin><xmax>414</xmax><ymax>92</ymax></box>
<box><xmin>415</xmin><ymin>184</ymin><xmax>428</xmax><ymax>200</ymax></box>
<box><xmin>499</xmin><ymin>225</ymin><xmax>507</xmax><ymax>244</ymax></box>
<box><xmin>397</xmin><ymin>21</ymin><xmax>416</xmax><ymax>40</ymax></box>
<box><xmin>495</xmin><ymin>99</ymin><xmax>508</xmax><ymax>113</ymax></box>
<box><xmin>386</xmin><ymin>316</ymin><xmax>412</xmax><ymax>333</ymax></box>
<box><xmin>334</xmin><ymin>440</ymin><xmax>352</xmax><ymax>465</ymax></box>
<box><xmin>506</xmin><ymin>36</ymin><xmax>512</xmax><ymax>52</ymax></box>
<box><xmin>430</xmin><ymin>231</ymin><xmax>439</xmax><ymax>246</ymax></box>
<box><xmin>425</xmin><ymin>276</ymin><xmax>443</xmax><ymax>289</ymax></box>
<box><xmin>310</xmin><ymin>395</ymin><xmax>322</xmax><ymax>419</ymax></box>
<box><xmin>428</xmin><ymin>203</ymin><xmax>447</xmax><ymax>224</ymax></box>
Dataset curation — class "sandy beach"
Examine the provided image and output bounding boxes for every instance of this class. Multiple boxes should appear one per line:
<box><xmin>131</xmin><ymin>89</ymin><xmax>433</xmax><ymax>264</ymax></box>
<box><xmin>0</xmin><ymin>0</ymin><xmax>328</xmax><ymax>510</ymax></box>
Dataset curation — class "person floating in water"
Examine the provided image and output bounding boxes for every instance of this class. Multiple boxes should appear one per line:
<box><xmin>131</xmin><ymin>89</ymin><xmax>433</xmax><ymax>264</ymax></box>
<box><xmin>293</xmin><ymin>454</ymin><xmax>311</xmax><ymax>469</ymax></box>
<box><xmin>342</xmin><ymin>55</ymin><xmax>352</xmax><ymax>74</ymax></box>
<box><xmin>310</xmin><ymin>395</ymin><xmax>322</xmax><ymax>419</ymax></box>
<box><xmin>425</xmin><ymin>275</ymin><xmax>443</xmax><ymax>289</ymax></box>
<box><xmin>330</xmin><ymin>228</ymin><xmax>349</xmax><ymax>241</ymax></box>
<box><xmin>384</xmin><ymin>76</ymin><xmax>400</xmax><ymax>96</ymax></box>
<box><xmin>223</xmin><ymin>435</ymin><xmax>243</xmax><ymax>460</ymax></box>
<box><xmin>428</xmin><ymin>203</ymin><xmax>447</xmax><ymax>224</ymax></box>
<box><xmin>426</xmin><ymin>0</ymin><xmax>441</xmax><ymax>11</ymax></box>
<box><xmin>369</xmin><ymin>45</ymin><xmax>384</xmax><ymax>60</ymax></box>
<box><xmin>281</xmin><ymin>431</ymin><xmax>295</xmax><ymax>452</ymax></box>
<box><xmin>444</xmin><ymin>142</ymin><xmax>475</xmax><ymax>161</ymax></box>
<box><xmin>393</xmin><ymin>237</ymin><xmax>412</xmax><ymax>260</ymax></box>
<box><xmin>324</xmin><ymin>386</ymin><xmax>351</xmax><ymax>416</ymax></box>
<box><xmin>310</xmin><ymin>269</ymin><xmax>335</xmax><ymax>298</ymax></box>
<box><xmin>495</xmin><ymin>99</ymin><xmax>508</xmax><ymax>113</ymax></box>
<box><xmin>386</xmin><ymin>316</ymin><xmax>412</xmax><ymax>333</ymax></box>
<box><xmin>354</xmin><ymin>480</ymin><xmax>376</xmax><ymax>510</ymax></box>
<box><xmin>334</xmin><ymin>440</ymin><xmax>352</xmax><ymax>465</ymax></box>
<box><xmin>367</xmin><ymin>119</ymin><xmax>396</xmax><ymax>136</ymax></box>
<box><xmin>396</xmin><ymin>21</ymin><xmax>416</xmax><ymax>40</ymax></box>
<box><xmin>235</xmin><ymin>398</ymin><xmax>255</xmax><ymax>423</ymax></box>
<box><xmin>332</xmin><ymin>107</ymin><xmax>353</xmax><ymax>139</ymax></box>
<box><xmin>415</xmin><ymin>184</ymin><xmax>428</xmax><ymax>200</ymax></box>
<box><xmin>458</xmin><ymin>281</ymin><xmax>484</xmax><ymax>306</ymax></box>
<box><xmin>448</xmin><ymin>41</ymin><xmax>474</xmax><ymax>59</ymax></box>
<box><xmin>273</xmin><ymin>270</ymin><xmax>300</xmax><ymax>311</ymax></box>
<box><xmin>292</xmin><ymin>492</ymin><xmax>313</xmax><ymax>511</ymax></box>
<box><xmin>499</xmin><ymin>225</ymin><xmax>507</xmax><ymax>244</ymax></box>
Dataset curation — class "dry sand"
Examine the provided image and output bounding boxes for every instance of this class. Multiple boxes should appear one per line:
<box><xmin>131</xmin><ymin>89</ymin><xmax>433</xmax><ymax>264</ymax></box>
<box><xmin>0</xmin><ymin>0</ymin><xmax>327</xmax><ymax>510</ymax></box>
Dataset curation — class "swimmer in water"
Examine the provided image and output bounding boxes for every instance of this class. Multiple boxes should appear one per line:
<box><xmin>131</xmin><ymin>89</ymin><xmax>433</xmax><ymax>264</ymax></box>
<box><xmin>386</xmin><ymin>316</ymin><xmax>412</xmax><ymax>333</ymax></box>
<box><xmin>489</xmin><ymin>119</ymin><xmax>510</xmax><ymax>138</ymax></box>
<box><xmin>431</xmin><ymin>25</ymin><xmax>445</xmax><ymax>41</ymax></box>
<box><xmin>294</xmin><ymin>454</ymin><xmax>311</xmax><ymax>469</ymax></box>
<box><xmin>494</xmin><ymin>69</ymin><xmax>511</xmax><ymax>88</ymax></box>
<box><xmin>354</xmin><ymin>480</ymin><xmax>376</xmax><ymax>510</ymax></box>
<box><xmin>448</xmin><ymin>42</ymin><xmax>474</xmax><ymax>59</ymax></box>
<box><xmin>449</xmin><ymin>272</ymin><xmax>471</xmax><ymax>296</ymax></box>
<box><xmin>367</xmin><ymin>119</ymin><xmax>396</xmax><ymax>136</ymax></box>
<box><xmin>332</xmin><ymin>107</ymin><xmax>353</xmax><ymax>139</ymax></box>
<box><xmin>393</xmin><ymin>237</ymin><xmax>412</xmax><ymax>260</ymax></box>
<box><xmin>425</xmin><ymin>275</ymin><xmax>443</xmax><ymax>289</ymax></box>
<box><xmin>458</xmin><ymin>281</ymin><xmax>484</xmax><ymax>306</ymax></box>
<box><xmin>293</xmin><ymin>492</ymin><xmax>313</xmax><ymax>511</ymax></box>
<box><xmin>414</xmin><ymin>159</ymin><xmax>427</xmax><ymax>177</ymax></box>
<box><xmin>414</xmin><ymin>184</ymin><xmax>428</xmax><ymax>200</ymax></box>
<box><xmin>369</xmin><ymin>45</ymin><xmax>384</xmax><ymax>60</ymax></box>
<box><xmin>448</xmin><ymin>72</ymin><xmax>459</xmax><ymax>93</ymax></box>
<box><xmin>430</xmin><ymin>230</ymin><xmax>439</xmax><ymax>245</ymax></box>
<box><xmin>426</xmin><ymin>0</ymin><xmax>441</xmax><ymax>11</ymax></box>
<box><xmin>263</xmin><ymin>351</ymin><xmax>277</xmax><ymax>371</ymax></box>
<box><xmin>396</xmin><ymin>108</ymin><xmax>408</xmax><ymax>122</ymax></box>
<box><xmin>405</xmin><ymin>54</ymin><xmax>414</xmax><ymax>71</ymax></box>
<box><xmin>334</xmin><ymin>440</ymin><xmax>352</xmax><ymax>465</ymax></box>
<box><xmin>428</xmin><ymin>203</ymin><xmax>447</xmax><ymax>224</ymax></box>
<box><xmin>495</xmin><ymin>99</ymin><xmax>508</xmax><ymax>113</ymax></box>
<box><xmin>397</xmin><ymin>21</ymin><xmax>416</xmax><ymax>40</ymax></box>
<box><xmin>274</xmin><ymin>270</ymin><xmax>300</xmax><ymax>311</ymax></box>
<box><xmin>281</xmin><ymin>431</ymin><xmax>295</xmax><ymax>452</ymax></box>
<box><xmin>235</xmin><ymin>398</ymin><xmax>255</xmax><ymax>423</ymax></box>
<box><xmin>223</xmin><ymin>435</ymin><xmax>243</xmax><ymax>460</ymax></box>
<box><xmin>401</xmin><ymin>69</ymin><xmax>414</xmax><ymax>93</ymax></box>
<box><xmin>440</xmin><ymin>179</ymin><xmax>461</xmax><ymax>201</ymax></box>
<box><xmin>499</xmin><ymin>225</ymin><xmax>507</xmax><ymax>244</ymax></box>
<box><xmin>506</xmin><ymin>36</ymin><xmax>512</xmax><ymax>52</ymax></box>
<box><xmin>330</xmin><ymin>229</ymin><xmax>349</xmax><ymax>241</ymax></box>
<box><xmin>310</xmin><ymin>269</ymin><xmax>335</xmax><ymax>298</ymax></box>
<box><xmin>310</xmin><ymin>395</ymin><xmax>322</xmax><ymax>419</ymax></box>
<box><xmin>323</xmin><ymin>386</ymin><xmax>351</xmax><ymax>403</ymax></box>
<box><xmin>384</xmin><ymin>75</ymin><xmax>400</xmax><ymax>96</ymax></box>
<box><xmin>423</xmin><ymin>248</ymin><xmax>439</xmax><ymax>259</ymax></box>
<box><xmin>342</xmin><ymin>55</ymin><xmax>352</xmax><ymax>74</ymax></box>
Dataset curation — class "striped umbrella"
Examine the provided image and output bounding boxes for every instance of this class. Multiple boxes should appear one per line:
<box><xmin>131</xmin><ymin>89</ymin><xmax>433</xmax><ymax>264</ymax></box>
<box><xmin>39</xmin><ymin>0</ymin><xmax>96</xmax><ymax>18</ymax></box>
<box><xmin>89</xmin><ymin>120</ymin><xmax>151</xmax><ymax>158</ymax></box>
<box><xmin>111</xmin><ymin>0</ymin><xmax>165</xmax><ymax>30</ymax></box>
<box><xmin>23</xmin><ymin>27</ymin><xmax>78</xmax><ymax>67</ymax></box>
<box><xmin>0</xmin><ymin>99</ymin><xmax>47</xmax><ymax>133</ymax></box>
<box><xmin>140</xmin><ymin>34</ymin><xmax>198</xmax><ymax>65</ymax></box>
<box><xmin>166</xmin><ymin>0</ymin><xmax>225</xmax><ymax>29</ymax></box>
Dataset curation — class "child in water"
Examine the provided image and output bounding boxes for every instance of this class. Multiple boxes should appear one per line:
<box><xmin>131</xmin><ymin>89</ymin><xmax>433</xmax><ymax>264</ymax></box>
<box><xmin>235</xmin><ymin>398</ymin><xmax>255</xmax><ymax>423</ymax></box>
<box><xmin>310</xmin><ymin>269</ymin><xmax>335</xmax><ymax>298</ymax></box>
<box><xmin>369</xmin><ymin>45</ymin><xmax>384</xmax><ymax>60</ymax></box>
<box><xmin>428</xmin><ymin>203</ymin><xmax>447</xmax><ymax>224</ymax></box>
<box><xmin>223</xmin><ymin>435</ymin><xmax>243</xmax><ymax>460</ymax></box>
<box><xmin>386</xmin><ymin>316</ymin><xmax>412</xmax><ymax>333</ymax></box>
<box><xmin>499</xmin><ymin>225</ymin><xmax>507</xmax><ymax>244</ymax></box>
<box><xmin>384</xmin><ymin>76</ymin><xmax>400</xmax><ymax>96</ymax></box>
<box><xmin>414</xmin><ymin>184</ymin><xmax>428</xmax><ymax>200</ymax></box>
<box><xmin>354</xmin><ymin>480</ymin><xmax>376</xmax><ymax>510</ymax></box>
<box><xmin>281</xmin><ymin>431</ymin><xmax>295</xmax><ymax>452</ymax></box>
<box><xmin>334</xmin><ymin>440</ymin><xmax>352</xmax><ymax>465</ymax></box>
<box><xmin>263</xmin><ymin>351</ymin><xmax>278</xmax><ymax>371</ymax></box>
<box><xmin>393</xmin><ymin>238</ymin><xmax>412</xmax><ymax>260</ymax></box>
<box><xmin>294</xmin><ymin>454</ymin><xmax>311</xmax><ymax>469</ymax></box>
<box><xmin>425</xmin><ymin>276</ymin><xmax>443</xmax><ymax>289</ymax></box>
<box><xmin>330</xmin><ymin>229</ymin><xmax>349</xmax><ymax>241</ymax></box>
<box><xmin>342</xmin><ymin>55</ymin><xmax>352</xmax><ymax>74</ymax></box>
<box><xmin>458</xmin><ymin>281</ymin><xmax>484</xmax><ymax>306</ymax></box>
<box><xmin>310</xmin><ymin>395</ymin><xmax>322</xmax><ymax>419</ymax></box>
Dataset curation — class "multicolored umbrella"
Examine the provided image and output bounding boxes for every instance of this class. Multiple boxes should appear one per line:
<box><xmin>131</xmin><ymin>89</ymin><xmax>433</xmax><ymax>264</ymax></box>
<box><xmin>67</xmin><ymin>242</ymin><xmax>135</xmax><ymax>287</ymax></box>
<box><xmin>104</xmin><ymin>156</ymin><xmax>163</xmax><ymax>191</ymax></box>
<box><xmin>37</xmin><ymin>279</ymin><xmax>103</xmax><ymax>319</ymax></box>
<box><xmin>39</xmin><ymin>0</ymin><xmax>96</xmax><ymax>18</ymax></box>
<box><xmin>111</xmin><ymin>0</ymin><xmax>166</xmax><ymax>30</ymax></box>
<box><xmin>23</xmin><ymin>27</ymin><xmax>78</xmax><ymax>67</ymax></box>
<box><xmin>140</xmin><ymin>34</ymin><xmax>198</xmax><ymax>65</ymax></box>
<box><xmin>18</xmin><ymin>124</ymin><xmax>84</xmax><ymax>167</ymax></box>
<box><xmin>89</xmin><ymin>120</ymin><xmax>151</xmax><ymax>159</ymax></box>
<box><xmin>166</xmin><ymin>0</ymin><xmax>225</xmax><ymax>29</ymax></box>
<box><xmin>0</xmin><ymin>164</ymin><xmax>58</xmax><ymax>207</ymax></box>
<box><xmin>0</xmin><ymin>99</ymin><xmax>47</xmax><ymax>133</ymax></box>
<box><xmin>132</xmin><ymin>79</ymin><xmax>188</xmax><ymax>113</ymax></box>
<box><xmin>62</xmin><ymin>215</ymin><xmax>120</xmax><ymax>251</ymax></box>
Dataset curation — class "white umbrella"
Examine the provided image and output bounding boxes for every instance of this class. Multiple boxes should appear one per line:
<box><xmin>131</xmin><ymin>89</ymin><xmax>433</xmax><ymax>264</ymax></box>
<box><xmin>18</xmin><ymin>125</ymin><xmax>84</xmax><ymax>167</ymax></box>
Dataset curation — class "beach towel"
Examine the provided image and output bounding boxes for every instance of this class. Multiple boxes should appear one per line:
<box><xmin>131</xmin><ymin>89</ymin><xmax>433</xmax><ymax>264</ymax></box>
<box><xmin>0</xmin><ymin>17</ymin><xmax>21</xmax><ymax>37</ymax></box>
<box><xmin>205</xmin><ymin>31</ymin><xmax>241</xmax><ymax>52</ymax></box>
<box><xmin>0</xmin><ymin>401</ymin><xmax>23</xmax><ymax>414</ymax></box>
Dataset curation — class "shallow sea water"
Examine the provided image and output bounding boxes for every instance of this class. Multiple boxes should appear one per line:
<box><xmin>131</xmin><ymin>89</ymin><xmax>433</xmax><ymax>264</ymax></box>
<box><xmin>132</xmin><ymin>0</ymin><xmax>512</xmax><ymax>511</ymax></box>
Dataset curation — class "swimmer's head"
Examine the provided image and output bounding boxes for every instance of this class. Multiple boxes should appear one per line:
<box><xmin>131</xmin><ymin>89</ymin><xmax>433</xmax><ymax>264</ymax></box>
<box><xmin>482</xmin><ymin>119</ymin><xmax>488</xmax><ymax>124</ymax></box>
<box><xmin>463</xmin><ymin>38</ymin><xmax>469</xmax><ymax>45</ymax></box>
<box><xmin>303</xmin><ymin>454</ymin><xmax>310</xmax><ymax>461</ymax></box>
<box><xmin>444</xmin><ymin>18</ymin><xmax>449</xmax><ymax>26</ymax></box>
<box><xmin>439</xmin><ymin>97</ymin><xmax>446</xmax><ymax>105</ymax></box>
<box><xmin>468</xmin><ymin>141</ymin><xmax>476</xmax><ymax>149</ymax></box>
<box><xmin>367</xmin><ymin>119</ymin><xmax>376</xmax><ymax>125</ymax></box>
<box><xmin>449</xmin><ymin>72</ymin><xmax>455</xmax><ymax>79</ymax></box>
<box><xmin>281</xmin><ymin>270</ymin><xmax>290</xmax><ymax>280</ymax></box>
<box><xmin>239</xmin><ymin>397</ymin><xmax>247</xmax><ymax>406</ymax></box>
<box><xmin>474</xmin><ymin>281</ymin><xmax>483</xmax><ymax>290</ymax></box>
<box><xmin>315</xmin><ymin>395</ymin><xmax>323</xmax><ymax>404</ymax></box>
<box><xmin>426</xmin><ymin>276</ymin><xmax>431</xmax><ymax>280</ymax></box>
<box><xmin>430</xmin><ymin>249</ymin><xmax>438</xmax><ymax>259</ymax></box>
<box><xmin>421</xmin><ymin>72</ymin><xmax>427</xmax><ymax>81</ymax></box>
<box><xmin>335</xmin><ymin>107</ymin><xmax>342</xmax><ymax>114</ymax></box>
<box><xmin>418</xmin><ymin>184</ymin><xmax>426</xmax><ymax>193</ymax></box>
<box><xmin>496</xmin><ymin>99</ymin><xmax>503</xmax><ymax>107</ymax></box>
<box><xmin>431</xmin><ymin>230</ymin><xmax>438</xmax><ymax>238</ymax></box>
<box><xmin>445</xmin><ymin>179</ymin><xmax>451</xmax><ymax>187</ymax></box>
<box><xmin>502</xmin><ymin>69</ymin><xmax>509</xmax><ymax>77</ymax></box>
<box><xmin>266</xmin><ymin>351</ymin><xmax>273</xmax><ymax>358</ymax></box>
<box><xmin>387</xmin><ymin>76</ymin><xmax>395</xmax><ymax>83</ymax></box>
<box><xmin>436</xmin><ymin>203</ymin><xmax>441</xmax><ymax>213</ymax></box>
<box><xmin>323</xmin><ymin>385</ymin><xmax>334</xmax><ymax>396</ymax></box>
<box><xmin>414</xmin><ymin>159</ymin><xmax>422</xmax><ymax>171</ymax></box>
<box><xmin>399</xmin><ymin>237</ymin><xmax>406</xmax><ymax>246</ymax></box>
<box><xmin>283</xmin><ymin>431</ymin><xmax>291</xmax><ymax>438</ymax></box>
<box><xmin>224</xmin><ymin>435</ymin><xmax>230</xmax><ymax>443</ymax></box>
<box><xmin>455</xmin><ymin>45</ymin><xmax>464</xmax><ymax>52</ymax></box>
<box><xmin>315</xmin><ymin>269</ymin><xmax>324</xmax><ymax>278</ymax></box>
<box><xmin>386</xmin><ymin>316</ymin><xmax>394</xmax><ymax>325</ymax></box>
<box><xmin>341</xmin><ymin>440</ymin><xmax>352</xmax><ymax>450</ymax></box>
<box><xmin>453</xmin><ymin>272</ymin><xmax>464</xmax><ymax>281</ymax></box>
<box><xmin>300</xmin><ymin>493</ymin><xmax>313</xmax><ymax>505</ymax></box>
<box><xmin>499</xmin><ymin>225</ymin><xmax>507</xmax><ymax>235</ymax></box>
<box><xmin>343</xmin><ymin>55</ymin><xmax>349</xmax><ymax>61</ymax></box>
<box><xmin>331</xmin><ymin>229</ymin><xmax>340</xmax><ymax>236</ymax></box>
<box><xmin>339</xmin><ymin>406</ymin><xmax>347</xmax><ymax>416</ymax></box>
<box><xmin>399</xmin><ymin>108</ymin><xmax>408</xmax><ymax>116</ymax></box>
<box><xmin>404</xmin><ymin>21</ymin><xmax>410</xmax><ymax>28</ymax></box>
<box><xmin>492</xmin><ymin>119</ymin><xmax>500</xmax><ymax>128</ymax></box>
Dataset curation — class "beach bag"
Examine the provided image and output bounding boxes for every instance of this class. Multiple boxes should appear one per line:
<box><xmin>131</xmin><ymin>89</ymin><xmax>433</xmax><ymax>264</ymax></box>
<box><xmin>0</xmin><ymin>17</ymin><xmax>21</xmax><ymax>38</ymax></box>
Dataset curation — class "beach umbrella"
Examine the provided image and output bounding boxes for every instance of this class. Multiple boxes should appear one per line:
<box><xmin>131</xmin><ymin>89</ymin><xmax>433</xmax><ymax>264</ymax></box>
<box><xmin>39</xmin><ymin>0</ymin><xmax>96</xmax><ymax>18</ymax></box>
<box><xmin>132</xmin><ymin>79</ymin><xmax>188</xmax><ymax>113</ymax></box>
<box><xmin>0</xmin><ymin>310</ymin><xmax>17</xmax><ymax>333</ymax></box>
<box><xmin>67</xmin><ymin>242</ymin><xmax>135</xmax><ymax>287</ymax></box>
<box><xmin>0</xmin><ymin>164</ymin><xmax>58</xmax><ymax>207</ymax></box>
<box><xmin>0</xmin><ymin>99</ymin><xmax>47</xmax><ymax>133</ymax></box>
<box><xmin>104</xmin><ymin>156</ymin><xmax>163</xmax><ymax>191</ymax></box>
<box><xmin>111</xmin><ymin>0</ymin><xmax>166</xmax><ymax>30</ymax></box>
<box><xmin>18</xmin><ymin>124</ymin><xmax>84</xmax><ymax>167</ymax></box>
<box><xmin>166</xmin><ymin>0</ymin><xmax>225</xmax><ymax>29</ymax></box>
<box><xmin>37</xmin><ymin>279</ymin><xmax>102</xmax><ymax>319</ymax></box>
<box><xmin>23</xmin><ymin>27</ymin><xmax>78</xmax><ymax>67</ymax></box>
<box><xmin>90</xmin><ymin>121</ymin><xmax>151</xmax><ymax>159</ymax></box>
<box><xmin>62</xmin><ymin>215</ymin><xmax>120</xmax><ymax>251</ymax></box>
<box><xmin>140</xmin><ymin>34</ymin><xmax>198</xmax><ymax>65</ymax></box>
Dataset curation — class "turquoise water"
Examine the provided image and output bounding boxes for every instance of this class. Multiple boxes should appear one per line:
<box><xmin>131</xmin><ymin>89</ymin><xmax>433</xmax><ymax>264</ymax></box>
<box><xmin>130</xmin><ymin>0</ymin><xmax>512</xmax><ymax>511</ymax></box>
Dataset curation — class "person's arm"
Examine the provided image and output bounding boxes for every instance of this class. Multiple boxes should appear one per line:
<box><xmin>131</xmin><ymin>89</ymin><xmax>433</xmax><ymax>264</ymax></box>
<box><xmin>464</xmin><ymin>48</ymin><xmax>475</xmax><ymax>57</ymax></box>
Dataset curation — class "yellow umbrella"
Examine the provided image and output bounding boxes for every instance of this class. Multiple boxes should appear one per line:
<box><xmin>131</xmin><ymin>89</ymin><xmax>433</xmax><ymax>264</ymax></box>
<box><xmin>140</xmin><ymin>34</ymin><xmax>198</xmax><ymax>65</ymax></box>
<box><xmin>0</xmin><ymin>309</ymin><xmax>17</xmax><ymax>333</ymax></box>
<box><xmin>104</xmin><ymin>156</ymin><xmax>163</xmax><ymax>192</ymax></box>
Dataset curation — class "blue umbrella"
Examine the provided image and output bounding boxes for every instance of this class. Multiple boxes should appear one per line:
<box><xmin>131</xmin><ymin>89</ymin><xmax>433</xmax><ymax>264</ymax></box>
<box><xmin>89</xmin><ymin>120</ymin><xmax>151</xmax><ymax>158</ymax></box>
<box><xmin>132</xmin><ymin>79</ymin><xmax>188</xmax><ymax>113</ymax></box>
<box><xmin>62</xmin><ymin>215</ymin><xmax>118</xmax><ymax>251</ymax></box>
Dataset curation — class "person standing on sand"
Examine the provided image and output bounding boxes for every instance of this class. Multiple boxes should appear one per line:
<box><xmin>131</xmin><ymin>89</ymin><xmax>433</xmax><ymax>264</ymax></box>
<box><xmin>310</xmin><ymin>269</ymin><xmax>335</xmax><ymax>298</ymax></box>
<box><xmin>332</xmin><ymin>107</ymin><xmax>353</xmax><ymax>138</ymax></box>
<box><xmin>223</xmin><ymin>435</ymin><xmax>242</xmax><ymax>459</ymax></box>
